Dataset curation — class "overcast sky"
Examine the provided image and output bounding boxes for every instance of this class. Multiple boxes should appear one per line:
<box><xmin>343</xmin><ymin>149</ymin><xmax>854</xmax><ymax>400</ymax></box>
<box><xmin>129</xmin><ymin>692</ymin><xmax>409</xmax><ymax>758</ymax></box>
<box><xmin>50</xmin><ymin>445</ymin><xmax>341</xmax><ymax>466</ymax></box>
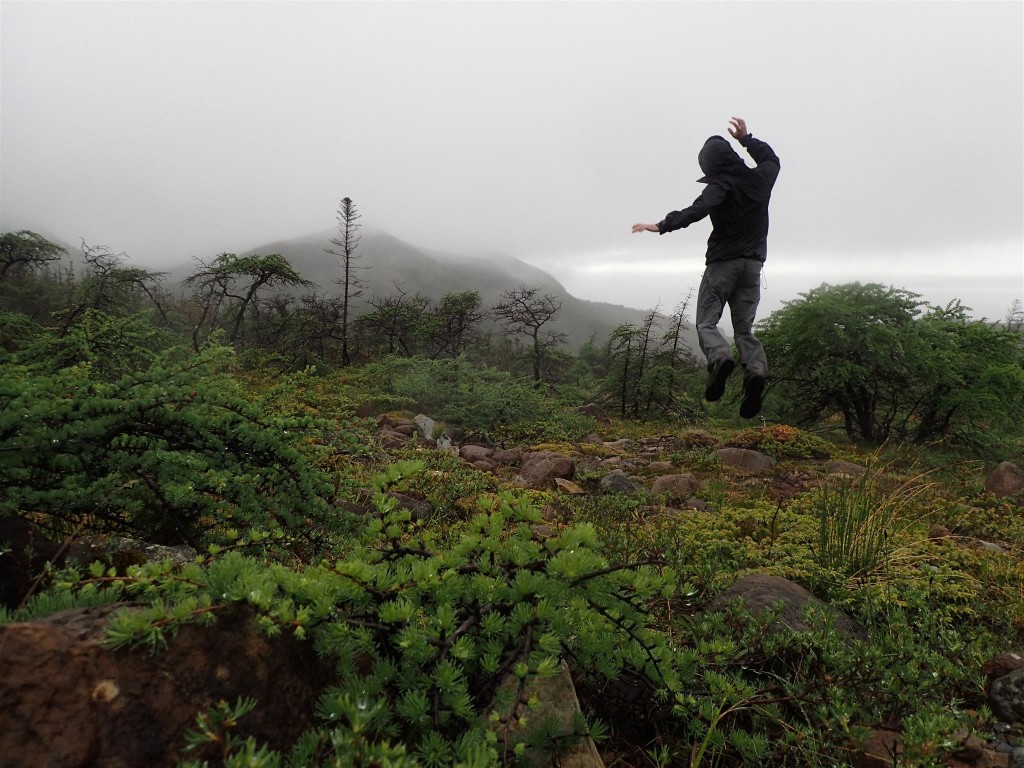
<box><xmin>2</xmin><ymin>1</ymin><xmax>1022</xmax><ymax>326</ymax></box>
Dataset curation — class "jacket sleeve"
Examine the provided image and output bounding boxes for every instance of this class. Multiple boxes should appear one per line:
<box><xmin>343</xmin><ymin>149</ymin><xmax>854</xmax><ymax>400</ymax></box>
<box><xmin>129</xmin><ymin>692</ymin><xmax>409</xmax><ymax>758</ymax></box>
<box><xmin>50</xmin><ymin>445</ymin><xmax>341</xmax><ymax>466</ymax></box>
<box><xmin>658</xmin><ymin>183</ymin><xmax>728</xmax><ymax>234</ymax></box>
<box><xmin>738</xmin><ymin>134</ymin><xmax>780</xmax><ymax>193</ymax></box>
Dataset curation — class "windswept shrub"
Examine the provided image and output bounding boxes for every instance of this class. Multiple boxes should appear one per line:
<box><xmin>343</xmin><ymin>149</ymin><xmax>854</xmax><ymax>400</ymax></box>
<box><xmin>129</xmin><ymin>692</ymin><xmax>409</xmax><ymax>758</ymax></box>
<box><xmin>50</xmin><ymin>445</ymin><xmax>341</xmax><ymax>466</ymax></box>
<box><xmin>1</xmin><ymin>344</ymin><xmax>351</xmax><ymax>551</ymax></box>
<box><xmin>18</xmin><ymin>308</ymin><xmax>180</xmax><ymax>380</ymax></box>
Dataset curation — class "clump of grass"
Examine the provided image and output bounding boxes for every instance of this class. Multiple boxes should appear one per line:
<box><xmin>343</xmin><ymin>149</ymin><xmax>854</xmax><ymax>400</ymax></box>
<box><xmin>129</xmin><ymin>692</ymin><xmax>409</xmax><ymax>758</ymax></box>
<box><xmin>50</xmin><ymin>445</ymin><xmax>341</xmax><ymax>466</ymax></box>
<box><xmin>812</xmin><ymin>465</ymin><xmax>933</xmax><ymax>580</ymax></box>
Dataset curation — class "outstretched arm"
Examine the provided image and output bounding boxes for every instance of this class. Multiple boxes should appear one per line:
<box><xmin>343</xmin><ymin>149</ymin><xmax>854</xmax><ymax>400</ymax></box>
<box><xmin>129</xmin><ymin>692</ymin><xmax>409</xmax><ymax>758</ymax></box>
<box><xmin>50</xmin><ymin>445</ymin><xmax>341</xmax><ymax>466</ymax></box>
<box><xmin>632</xmin><ymin>223</ymin><xmax>660</xmax><ymax>234</ymax></box>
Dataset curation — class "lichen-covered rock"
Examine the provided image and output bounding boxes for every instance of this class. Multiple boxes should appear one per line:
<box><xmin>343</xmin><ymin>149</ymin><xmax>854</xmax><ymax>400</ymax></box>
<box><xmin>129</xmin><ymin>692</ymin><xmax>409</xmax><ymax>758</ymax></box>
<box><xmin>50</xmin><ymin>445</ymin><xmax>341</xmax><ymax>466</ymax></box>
<box><xmin>646</xmin><ymin>461</ymin><xmax>675</xmax><ymax>475</ymax></box>
<box><xmin>982</xmin><ymin>653</ymin><xmax>1024</xmax><ymax>686</ymax></box>
<box><xmin>491</xmin><ymin>662</ymin><xmax>605</xmax><ymax>768</ymax></box>
<box><xmin>413</xmin><ymin>413</ymin><xmax>437</xmax><ymax>441</ymax></box>
<box><xmin>990</xmin><ymin>667</ymin><xmax>1024</xmax><ymax>723</ymax></box>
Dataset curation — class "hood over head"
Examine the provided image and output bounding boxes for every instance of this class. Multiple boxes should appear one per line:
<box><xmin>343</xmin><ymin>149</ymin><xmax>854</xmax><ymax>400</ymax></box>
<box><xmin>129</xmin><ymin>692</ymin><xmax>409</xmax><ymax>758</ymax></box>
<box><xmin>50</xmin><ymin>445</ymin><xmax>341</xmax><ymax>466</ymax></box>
<box><xmin>697</xmin><ymin>135</ymin><xmax>747</xmax><ymax>183</ymax></box>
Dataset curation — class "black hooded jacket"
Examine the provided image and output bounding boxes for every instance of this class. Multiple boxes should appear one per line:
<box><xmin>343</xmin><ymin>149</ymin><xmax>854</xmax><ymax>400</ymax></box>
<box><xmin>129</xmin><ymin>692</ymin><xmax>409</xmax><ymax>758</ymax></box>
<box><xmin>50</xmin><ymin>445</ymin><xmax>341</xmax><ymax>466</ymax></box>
<box><xmin>657</xmin><ymin>133</ymin><xmax>780</xmax><ymax>264</ymax></box>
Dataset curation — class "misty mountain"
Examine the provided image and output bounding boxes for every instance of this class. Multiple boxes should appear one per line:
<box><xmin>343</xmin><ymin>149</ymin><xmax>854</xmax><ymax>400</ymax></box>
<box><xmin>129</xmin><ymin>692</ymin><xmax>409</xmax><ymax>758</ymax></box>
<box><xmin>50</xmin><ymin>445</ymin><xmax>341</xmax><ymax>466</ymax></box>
<box><xmin>160</xmin><ymin>229</ymin><xmax>701</xmax><ymax>354</ymax></box>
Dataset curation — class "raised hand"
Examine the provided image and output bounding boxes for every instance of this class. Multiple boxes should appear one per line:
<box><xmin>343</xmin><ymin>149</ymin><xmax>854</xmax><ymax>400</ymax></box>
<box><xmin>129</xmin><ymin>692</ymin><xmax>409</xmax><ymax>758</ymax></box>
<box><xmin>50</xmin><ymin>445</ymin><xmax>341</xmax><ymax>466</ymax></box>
<box><xmin>728</xmin><ymin>117</ymin><xmax>748</xmax><ymax>139</ymax></box>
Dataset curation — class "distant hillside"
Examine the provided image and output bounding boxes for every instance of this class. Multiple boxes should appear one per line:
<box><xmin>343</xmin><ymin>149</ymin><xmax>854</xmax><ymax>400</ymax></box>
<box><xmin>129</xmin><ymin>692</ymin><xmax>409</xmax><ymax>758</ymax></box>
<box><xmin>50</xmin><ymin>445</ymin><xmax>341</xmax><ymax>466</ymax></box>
<box><xmin>163</xmin><ymin>229</ymin><xmax>702</xmax><ymax>355</ymax></box>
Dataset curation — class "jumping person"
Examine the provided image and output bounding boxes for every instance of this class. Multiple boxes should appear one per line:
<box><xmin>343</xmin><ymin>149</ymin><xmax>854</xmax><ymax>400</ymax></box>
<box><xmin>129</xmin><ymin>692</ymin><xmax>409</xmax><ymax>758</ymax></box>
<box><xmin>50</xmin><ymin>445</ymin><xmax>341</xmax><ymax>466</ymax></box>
<box><xmin>632</xmin><ymin>117</ymin><xmax>780</xmax><ymax>418</ymax></box>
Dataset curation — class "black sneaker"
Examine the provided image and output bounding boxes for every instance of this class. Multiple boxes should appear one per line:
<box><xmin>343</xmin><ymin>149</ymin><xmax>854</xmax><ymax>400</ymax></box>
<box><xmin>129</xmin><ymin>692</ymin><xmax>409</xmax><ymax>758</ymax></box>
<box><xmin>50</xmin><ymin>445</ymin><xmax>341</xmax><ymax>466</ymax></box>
<box><xmin>740</xmin><ymin>375</ymin><xmax>766</xmax><ymax>418</ymax></box>
<box><xmin>704</xmin><ymin>358</ymin><xmax>735</xmax><ymax>402</ymax></box>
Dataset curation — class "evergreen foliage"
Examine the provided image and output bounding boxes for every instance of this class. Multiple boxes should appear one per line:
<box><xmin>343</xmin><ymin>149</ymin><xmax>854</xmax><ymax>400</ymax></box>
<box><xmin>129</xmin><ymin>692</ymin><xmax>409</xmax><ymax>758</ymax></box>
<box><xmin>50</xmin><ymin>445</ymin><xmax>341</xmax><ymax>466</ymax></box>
<box><xmin>601</xmin><ymin>300</ymin><xmax>701</xmax><ymax>421</ymax></box>
<box><xmin>1</xmin><ymin>341</ymin><xmax>354</xmax><ymax>549</ymax></box>
<box><xmin>54</xmin><ymin>466</ymin><xmax>679</xmax><ymax>766</ymax></box>
<box><xmin>351</xmin><ymin>355</ymin><xmax>596</xmax><ymax>442</ymax></box>
<box><xmin>757</xmin><ymin>282</ymin><xmax>1024</xmax><ymax>449</ymax></box>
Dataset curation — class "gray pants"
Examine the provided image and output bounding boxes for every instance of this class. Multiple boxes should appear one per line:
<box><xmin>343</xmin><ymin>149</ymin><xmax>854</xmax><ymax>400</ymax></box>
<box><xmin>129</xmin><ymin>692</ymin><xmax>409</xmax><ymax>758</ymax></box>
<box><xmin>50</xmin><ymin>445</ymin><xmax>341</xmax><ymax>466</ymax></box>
<box><xmin>695</xmin><ymin>258</ymin><xmax>767</xmax><ymax>379</ymax></box>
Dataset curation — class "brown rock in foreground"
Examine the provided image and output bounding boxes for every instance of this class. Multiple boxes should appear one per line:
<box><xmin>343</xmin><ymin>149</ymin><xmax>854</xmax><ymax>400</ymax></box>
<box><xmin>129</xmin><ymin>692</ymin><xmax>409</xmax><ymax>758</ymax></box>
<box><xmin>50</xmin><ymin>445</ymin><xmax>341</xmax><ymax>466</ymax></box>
<box><xmin>0</xmin><ymin>604</ymin><xmax>332</xmax><ymax>768</ymax></box>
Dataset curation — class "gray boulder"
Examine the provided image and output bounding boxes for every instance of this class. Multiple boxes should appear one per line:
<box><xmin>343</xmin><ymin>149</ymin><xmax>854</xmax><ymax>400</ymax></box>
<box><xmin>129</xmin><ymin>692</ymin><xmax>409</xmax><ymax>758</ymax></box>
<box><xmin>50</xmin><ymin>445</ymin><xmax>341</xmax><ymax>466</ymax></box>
<box><xmin>990</xmin><ymin>667</ymin><xmax>1024</xmax><ymax>723</ymax></box>
<box><xmin>599</xmin><ymin>469</ymin><xmax>643</xmax><ymax>495</ymax></box>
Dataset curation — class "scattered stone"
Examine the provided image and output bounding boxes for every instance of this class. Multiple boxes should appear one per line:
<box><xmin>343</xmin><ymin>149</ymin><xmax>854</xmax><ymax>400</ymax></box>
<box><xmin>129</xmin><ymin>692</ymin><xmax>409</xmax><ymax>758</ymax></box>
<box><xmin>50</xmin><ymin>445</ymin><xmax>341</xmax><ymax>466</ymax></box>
<box><xmin>715</xmin><ymin>447</ymin><xmax>776</xmax><ymax>473</ymax></box>
<box><xmin>555</xmin><ymin>478</ymin><xmax>586</xmax><ymax>495</ymax></box>
<box><xmin>580</xmin><ymin>433</ymin><xmax>604</xmax><ymax>445</ymax></box>
<box><xmin>651</xmin><ymin>473</ymin><xmax>699</xmax><ymax>502</ymax></box>
<box><xmin>599</xmin><ymin>469</ymin><xmax>644</xmax><ymax>495</ymax></box>
<box><xmin>516</xmin><ymin>451</ymin><xmax>575</xmax><ymax>490</ymax></box>
<box><xmin>983</xmin><ymin>653</ymin><xmax>1024</xmax><ymax>686</ymax></box>
<box><xmin>0</xmin><ymin>604</ymin><xmax>331</xmax><ymax>768</ymax></box>
<box><xmin>852</xmin><ymin>728</ymin><xmax>901</xmax><ymax>768</ymax></box>
<box><xmin>825</xmin><ymin>460</ymin><xmax>868</xmax><ymax>479</ymax></box>
<box><xmin>334</xmin><ymin>498</ymin><xmax>374</xmax><ymax>517</ymax></box>
<box><xmin>472</xmin><ymin>459</ymin><xmax>498</xmax><ymax>472</ymax></box>
<box><xmin>492</xmin><ymin>448</ymin><xmax>523</xmax><ymax>466</ymax></box>
<box><xmin>376</xmin><ymin>413</ymin><xmax>415</xmax><ymax>430</ymax></box>
<box><xmin>460</xmin><ymin>445</ymin><xmax>494</xmax><ymax>463</ymax></box>
<box><xmin>990</xmin><ymin>668</ymin><xmax>1024</xmax><ymax>723</ymax></box>
<box><xmin>67</xmin><ymin>537</ymin><xmax>197</xmax><ymax>571</ymax></box>
<box><xmin>378</xmin><ymin>430</ymin><xmax>410</xmax><ymax>449</ymax></box>
<box><xmin>530</xmin><ymin>524</ymin><xmax>559</xmax><ymax>539</ymax></box>
<box><xmin>646</xmin><ymin>461</ymin><xmax>675</xmax><ymax>475</ymax></box>
<box><xmin>708</xmin><ymin>574</ymin><xmax>867</xmax><ymax>641</ymax></box>
<box><xmin>387</xmin><ymin>492</ymin><xmax>434</xmax><ymax>521</ymax></box>
<box><xmin>986</xmin><ymin>462</ymin><xmax>1024</xmax><ymax>498</ymax></box>
<box><xmin>413</xmin><ymin>414</ymin><xmax>436</xmax><ymax>441</ymax></box>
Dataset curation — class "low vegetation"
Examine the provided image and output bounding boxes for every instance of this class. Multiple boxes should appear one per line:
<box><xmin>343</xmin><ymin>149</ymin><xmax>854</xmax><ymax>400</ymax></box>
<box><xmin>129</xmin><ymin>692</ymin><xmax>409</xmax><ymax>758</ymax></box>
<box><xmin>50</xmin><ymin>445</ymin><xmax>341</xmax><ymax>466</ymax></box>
<box><xmin>2</xmin><ymin>230</ymin><xmax>1023</xmax><ymax>767</ymax></box>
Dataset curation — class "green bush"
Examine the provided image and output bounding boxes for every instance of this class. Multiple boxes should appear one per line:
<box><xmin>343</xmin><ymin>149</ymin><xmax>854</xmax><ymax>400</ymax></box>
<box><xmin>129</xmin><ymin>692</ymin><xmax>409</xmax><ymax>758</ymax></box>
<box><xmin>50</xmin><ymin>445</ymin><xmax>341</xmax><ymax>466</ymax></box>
<box><xmin>1</xmin><ymin>343</ymin><xmax>352</xmax><ymax>551</ymax></box>
<box><xmin>350</xmin><ymin>355</ymin><xmax>596</xmax><ymax>443</ymax></box>
<box><xmin>50</xmin><ymin>467</ymin><xmax>679</xmax><ymax>766</ymax></box>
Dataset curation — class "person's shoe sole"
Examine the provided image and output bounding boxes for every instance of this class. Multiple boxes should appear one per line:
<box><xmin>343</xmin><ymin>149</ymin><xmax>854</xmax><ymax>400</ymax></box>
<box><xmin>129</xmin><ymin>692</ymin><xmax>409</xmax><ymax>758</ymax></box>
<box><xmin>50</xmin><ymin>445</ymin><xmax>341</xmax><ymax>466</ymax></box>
<box><xmin>704</xmin><ymin>359</ymin><xmax>735</xmax><ymax>402</ymax></box>
<box><xmin>740</xmin><ymin>376</ymin><xmax>766</xmax><ymax>418</ymax></box>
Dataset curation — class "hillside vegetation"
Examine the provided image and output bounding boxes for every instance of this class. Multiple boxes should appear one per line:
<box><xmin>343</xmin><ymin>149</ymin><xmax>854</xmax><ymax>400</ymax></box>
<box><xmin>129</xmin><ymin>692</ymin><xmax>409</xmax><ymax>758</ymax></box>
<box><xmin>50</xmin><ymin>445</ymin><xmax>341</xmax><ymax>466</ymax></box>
<box><xmin>2</xmin><ymin>229</ymin><xmax>1024</xmax><ymax>767</ymax></box>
